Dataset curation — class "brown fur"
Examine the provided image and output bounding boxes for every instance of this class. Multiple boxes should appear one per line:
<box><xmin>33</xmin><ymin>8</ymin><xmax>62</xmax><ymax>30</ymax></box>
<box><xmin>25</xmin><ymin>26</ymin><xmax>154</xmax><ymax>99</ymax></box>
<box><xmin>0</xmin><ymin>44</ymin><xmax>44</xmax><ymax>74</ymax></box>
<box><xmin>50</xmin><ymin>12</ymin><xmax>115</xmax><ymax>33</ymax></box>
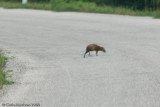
<box><xmin>84</xmin><ymin>44</ymin><xmax>106</xmax><ymax>58</ymax></box>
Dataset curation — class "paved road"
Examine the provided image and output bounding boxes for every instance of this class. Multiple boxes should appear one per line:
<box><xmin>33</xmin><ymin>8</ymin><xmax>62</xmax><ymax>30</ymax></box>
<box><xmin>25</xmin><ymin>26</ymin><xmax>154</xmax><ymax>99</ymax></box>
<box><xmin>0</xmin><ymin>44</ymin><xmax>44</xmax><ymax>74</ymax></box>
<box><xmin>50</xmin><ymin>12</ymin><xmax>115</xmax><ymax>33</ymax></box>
<box><xmin>0</xmin><ymin>8</ymin><xmax>160</xmax><ymax>107</ymax></box>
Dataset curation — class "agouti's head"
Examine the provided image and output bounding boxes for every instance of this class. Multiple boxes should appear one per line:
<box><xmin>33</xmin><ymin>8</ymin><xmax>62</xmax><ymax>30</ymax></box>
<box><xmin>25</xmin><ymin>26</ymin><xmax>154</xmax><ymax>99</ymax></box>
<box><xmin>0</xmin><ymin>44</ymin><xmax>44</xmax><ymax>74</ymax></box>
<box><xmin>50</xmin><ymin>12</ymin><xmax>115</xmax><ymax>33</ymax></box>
<box><xmin>101</xmin><ymin>47</ymin><xmax>106</xmax><ymax>53</ymax></box>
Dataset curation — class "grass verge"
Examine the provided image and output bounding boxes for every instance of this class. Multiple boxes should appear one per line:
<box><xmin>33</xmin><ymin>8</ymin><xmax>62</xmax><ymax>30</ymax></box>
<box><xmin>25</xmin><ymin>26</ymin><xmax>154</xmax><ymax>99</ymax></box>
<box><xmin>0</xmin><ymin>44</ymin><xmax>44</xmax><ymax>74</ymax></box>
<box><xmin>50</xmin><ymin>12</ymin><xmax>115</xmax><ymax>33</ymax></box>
<box><xmin>0</xmin><ymin>2</ymin><xmax>52</xmax><ymax>10</ymax></box>
<box><xmin>51</xmin><ymin>1</ymin><xmax>160</xmax><ymax>18</ymax></box>
<box><xmin>0</xmin><ymin>1</ymin><xmax>159</xmax><ymax>18</ymax></box>
<box><xmin>0</xmin><ymin>50</ymin><xmax>14</xmax><ymax>89</ymax></box>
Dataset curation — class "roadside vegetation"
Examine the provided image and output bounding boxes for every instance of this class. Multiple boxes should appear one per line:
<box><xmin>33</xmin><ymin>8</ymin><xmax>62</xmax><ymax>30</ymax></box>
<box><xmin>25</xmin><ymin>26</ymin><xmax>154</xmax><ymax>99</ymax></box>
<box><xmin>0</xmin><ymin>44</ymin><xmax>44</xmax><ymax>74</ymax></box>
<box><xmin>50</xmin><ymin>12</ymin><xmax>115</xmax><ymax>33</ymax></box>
<box><xmin>0</xmin><ymin>51</ymin><xmax>14</xmax><ymax>89</ymax></box>
<box><xmin>0</xmin><ymin>0</ymin><xmax>160</xmax><ymax>18</ymax></box>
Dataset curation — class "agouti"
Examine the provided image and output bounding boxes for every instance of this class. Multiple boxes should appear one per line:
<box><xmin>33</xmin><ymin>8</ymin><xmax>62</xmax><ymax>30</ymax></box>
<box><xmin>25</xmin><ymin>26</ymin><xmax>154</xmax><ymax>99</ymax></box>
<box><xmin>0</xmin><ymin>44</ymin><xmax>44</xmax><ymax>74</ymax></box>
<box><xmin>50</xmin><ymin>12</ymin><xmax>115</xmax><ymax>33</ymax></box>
<box><xmin>84</xmin><ymin>44</ymin><xmax>106</xmax><ymax>58</ymax></box>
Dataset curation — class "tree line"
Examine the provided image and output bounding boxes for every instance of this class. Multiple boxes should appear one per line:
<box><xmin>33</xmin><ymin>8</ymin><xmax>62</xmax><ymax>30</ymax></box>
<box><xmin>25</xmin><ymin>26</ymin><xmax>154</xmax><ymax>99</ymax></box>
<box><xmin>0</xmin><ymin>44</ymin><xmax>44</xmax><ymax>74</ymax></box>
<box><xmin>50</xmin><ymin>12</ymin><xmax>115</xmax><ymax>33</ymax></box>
<box><xmin>68</xmin><ymin>0</ymin><xmax>160</xmax><ymax>10</ymax></box>
<box><xmin>1</xmin><ymin>0</ymin><xmax>160</xmax><ymax>10</ymax></box>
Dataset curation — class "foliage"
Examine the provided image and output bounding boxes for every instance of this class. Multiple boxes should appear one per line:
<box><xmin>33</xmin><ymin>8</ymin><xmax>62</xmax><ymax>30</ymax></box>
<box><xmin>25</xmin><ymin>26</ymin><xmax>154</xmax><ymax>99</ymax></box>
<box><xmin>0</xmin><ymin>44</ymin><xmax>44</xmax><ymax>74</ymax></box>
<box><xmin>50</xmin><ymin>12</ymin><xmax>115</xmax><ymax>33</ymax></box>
<box><xmin>0</xmin><ymin>0</ymin><xmax>160</xmax><ymax>18</ymax></box>
<box><xmin>0</xmin><ymin>51</ymin><xmax>14</xmax><ymax>87</ymax></box>
<box><xmin>1</xmin><ymin>0</ymin><xmax>160</xmax><ymax>10</ymax></box>
<box><xmin>50</xmin><ymin>0</ymin><xmax>160</xmax><ymax>10</ymax></box>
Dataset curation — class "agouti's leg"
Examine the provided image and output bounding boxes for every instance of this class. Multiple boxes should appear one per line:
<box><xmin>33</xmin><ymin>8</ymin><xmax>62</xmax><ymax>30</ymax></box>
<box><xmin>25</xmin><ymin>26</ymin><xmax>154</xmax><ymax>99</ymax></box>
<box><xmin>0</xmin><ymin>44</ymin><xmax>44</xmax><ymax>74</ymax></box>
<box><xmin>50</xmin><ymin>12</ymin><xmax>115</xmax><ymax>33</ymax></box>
<box><xmin>84</xmin><ymin>51</ymin><xmax>89</xmax><ymax>58</ymax></box>
<box><xmin>96</xmin><ymin>51</ymin><xmax>98</xmax><ymax>56</ymax></box>
<box><xmin>89</xmin><ymin>52</ymin><xmax>90</xmax><ymax>56</ymax></box>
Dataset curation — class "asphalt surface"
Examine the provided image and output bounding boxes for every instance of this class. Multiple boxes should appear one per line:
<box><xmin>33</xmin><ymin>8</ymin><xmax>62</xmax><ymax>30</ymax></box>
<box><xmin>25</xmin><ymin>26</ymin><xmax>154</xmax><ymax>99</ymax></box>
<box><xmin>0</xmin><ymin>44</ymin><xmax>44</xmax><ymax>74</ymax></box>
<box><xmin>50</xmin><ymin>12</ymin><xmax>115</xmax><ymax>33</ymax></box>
<box><xmin>0</xmin><ymin>8</ymin><xmax>160</xmax><ymax>107</ymax></box>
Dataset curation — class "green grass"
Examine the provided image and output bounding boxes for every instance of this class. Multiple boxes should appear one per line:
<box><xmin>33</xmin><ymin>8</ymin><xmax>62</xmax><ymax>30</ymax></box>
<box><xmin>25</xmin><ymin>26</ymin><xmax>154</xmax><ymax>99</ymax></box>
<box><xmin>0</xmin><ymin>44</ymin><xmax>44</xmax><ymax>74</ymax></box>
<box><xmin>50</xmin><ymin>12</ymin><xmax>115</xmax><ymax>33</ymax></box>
<box><xmin>52</xmin><ymin>1</ymin><xmax>160</xmax><ymax>19</ymax></box>
<box><xmin>153</xmin><ymin>11</ymin><xmax>160</xmax><ymax>18</ymax></box>
<box><xmin>0</xmin><ymin>50</ymin><xmax>14</xmax><ymax>89</ymax></box>
<box><xmin>0</xmin><ymin>2</ymin><xmax>52</xmax><ymax>10</ymax></box>
<box><xmin>0</xmin><ymin>1</ymin><xmax>160</xmax><ymax>18</ymax></box>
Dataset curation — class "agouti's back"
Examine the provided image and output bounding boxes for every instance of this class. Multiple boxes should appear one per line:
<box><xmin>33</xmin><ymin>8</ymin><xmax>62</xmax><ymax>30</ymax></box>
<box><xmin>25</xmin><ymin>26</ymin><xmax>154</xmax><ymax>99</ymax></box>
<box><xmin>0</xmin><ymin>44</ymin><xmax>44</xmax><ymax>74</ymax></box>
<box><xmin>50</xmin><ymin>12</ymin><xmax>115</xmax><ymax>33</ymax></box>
<box><xmin>86</xmin><ymin>44</ymin><xmax>100</xmax><ymax>51</ymax></box>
